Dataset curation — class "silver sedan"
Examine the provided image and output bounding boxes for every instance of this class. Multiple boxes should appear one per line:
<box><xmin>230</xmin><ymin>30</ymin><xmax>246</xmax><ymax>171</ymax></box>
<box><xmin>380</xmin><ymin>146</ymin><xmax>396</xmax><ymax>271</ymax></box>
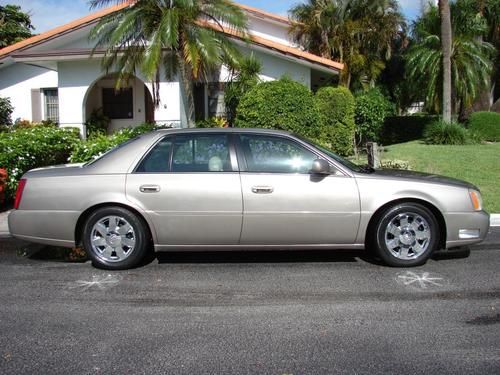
<box><xmin>9</xmin><ymin>128</ymin><xmax>489</xmax><ymax>269</ymax></box>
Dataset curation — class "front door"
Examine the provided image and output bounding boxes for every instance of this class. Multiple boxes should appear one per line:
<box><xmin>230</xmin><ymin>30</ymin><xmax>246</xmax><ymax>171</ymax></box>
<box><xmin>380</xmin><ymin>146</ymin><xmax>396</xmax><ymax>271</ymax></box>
<box><xmin>236</xmin><ymin>134</ymin><xmax>360</xmax><ymax>245</ymax></box>
<box><xmin>126</xmin><ymin>133</ymin><xmax>242</xmax><ymax>245</ymax></box>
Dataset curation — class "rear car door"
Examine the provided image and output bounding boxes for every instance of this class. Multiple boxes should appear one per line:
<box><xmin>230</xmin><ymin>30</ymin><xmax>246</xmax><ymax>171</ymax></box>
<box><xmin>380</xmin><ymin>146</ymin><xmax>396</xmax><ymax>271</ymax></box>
<box><xmin>236</xmin><ymin>133</ymin><xmax>360</xmax><ymax>245</ymax></box>
<box><xmin>126</xmin><ymin>133</ymin><xmax>242</xmax><ymax>245</ymax></box>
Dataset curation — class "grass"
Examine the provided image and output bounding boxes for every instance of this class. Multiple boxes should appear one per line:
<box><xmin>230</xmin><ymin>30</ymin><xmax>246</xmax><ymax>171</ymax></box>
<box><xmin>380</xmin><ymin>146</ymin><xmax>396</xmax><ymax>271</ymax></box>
<box><xmin>380</xmin><ymin>141</ymin><xmax>500</xmax><ymax>213</ymax></box>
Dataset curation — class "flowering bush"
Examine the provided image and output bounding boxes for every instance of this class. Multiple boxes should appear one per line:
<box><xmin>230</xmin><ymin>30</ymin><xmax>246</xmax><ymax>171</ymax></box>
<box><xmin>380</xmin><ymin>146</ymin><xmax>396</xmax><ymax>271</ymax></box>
<box><xmin>0</xmin><ymin>126</ymin><xmax>81</xmax><ymax>199</ymax></box>
<box><xmin>69</xmin><ymin>123</ymin><xmax>165</xmax><ymax>163</ymax></box>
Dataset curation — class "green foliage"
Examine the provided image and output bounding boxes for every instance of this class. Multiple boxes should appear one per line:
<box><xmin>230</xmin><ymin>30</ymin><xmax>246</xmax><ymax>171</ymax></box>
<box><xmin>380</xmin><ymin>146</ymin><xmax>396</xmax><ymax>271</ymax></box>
<box><xmin>196</xmin><ymin>116</ymin><xmax>227</xmax><ymax>128</ymax></box>
<box><xmin>85</xmin><ymin>108</ymin><xmax>110</xmax><ymax>137</ymax></box>
<box><xmin>407</xmin><ymin>1</ymin><xmax>496</xmax><ymax>114</ymax></box>
<box><xmin>289</xmin><ymin>0</ymin><xmax>405</xmax><ymax>90</ymax></box>
<box><xmin>0</xmin><ymin>5</ymin><xmax>33</xmax><ymax>48</ymax></box>
<box><xmin>354</xmin><ymin>88</ymin><xmax>394</xmax><ymax>145</ymax></box>
<box><xmin>0</xmin><ymin>127</ymin><xmax>80</xmax><ymax>199</ymax></box>
<box><xmin>235</xmin><ymin>77</ymin><xmax>321</xmax><ymax>139</ymax></box>
<box><xmin>314</xmin><ymin>86</ymin><xmax>355</xmax><ymax>156</ymax></box>
<box><xmin>468</xmin><ymin>111</ymin><xmax>500</xmax><ymax>142</ymax></box>
<box><xmin>423</xmin><ymin>120</ymin><xmax>477</xmax><ymax>145</ymax></box>
<box><xmin>0</xmin><ymin>97</ymin><xmax>13</xmax><ymax>126</ymax></box>
<box><xmin>381</xmin><ymin>115</ymin><xmax>438</xmax><ymax>145</ymax></box>
<box><xmin>224</xmin><ymin>54</ymin><xmax>262</xmax><ymax>125</ymax></box>
<box><xmin>69</xmin><ymin>123</ymin><xmax>161</xmax><ymax>163</ymax></box>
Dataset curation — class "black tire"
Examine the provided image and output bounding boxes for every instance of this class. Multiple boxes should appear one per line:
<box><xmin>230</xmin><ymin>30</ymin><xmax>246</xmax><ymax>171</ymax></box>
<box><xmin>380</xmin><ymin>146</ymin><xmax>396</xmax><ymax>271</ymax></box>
<box><xmin>82</xmin><ymin>206</ymin><xmax>150</xmax><ymax>270</ymax></box>
<box><xmin>373</xmin><ymin>203</ymin><xmax>440</xmax><ymax>267</ymax></box>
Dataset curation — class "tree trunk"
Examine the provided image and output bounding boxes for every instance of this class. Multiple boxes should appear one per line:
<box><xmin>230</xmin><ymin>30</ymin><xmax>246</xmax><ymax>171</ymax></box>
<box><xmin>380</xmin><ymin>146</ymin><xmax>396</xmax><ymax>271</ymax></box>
<box><xmin>178</xmin><ymin>57</ymin><xmax>196</xmax><ymax>128</ymax></box>
<box><xmin>439</xmin><ymin>0</ymin><xmax>452</xmax><ymax>123</ymax></box>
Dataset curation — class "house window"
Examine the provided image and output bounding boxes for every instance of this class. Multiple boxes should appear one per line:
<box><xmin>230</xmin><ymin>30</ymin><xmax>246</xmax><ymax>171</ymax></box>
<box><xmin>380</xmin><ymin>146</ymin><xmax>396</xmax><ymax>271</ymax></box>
<box><xmin>43</xmin><ymin>89</ymin><xmax>59</xmax><ymax>123</ymax></box>
<box><xmin>207</xmin><ymin>82</ymin><xmax>226</xmax><ymax>118</ymax></box>
<box><xmin>102</xmin><ymin>88</ymin><xmax>133</xmax><ymax>119</ymax></box>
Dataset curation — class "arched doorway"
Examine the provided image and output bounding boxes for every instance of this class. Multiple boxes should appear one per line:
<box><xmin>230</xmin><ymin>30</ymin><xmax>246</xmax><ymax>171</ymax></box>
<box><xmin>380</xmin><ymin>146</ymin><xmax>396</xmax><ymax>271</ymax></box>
<box><xmin>83</xmin><ymin>73</ymin><xmax>154</xmax><ymax>133</ymax></box>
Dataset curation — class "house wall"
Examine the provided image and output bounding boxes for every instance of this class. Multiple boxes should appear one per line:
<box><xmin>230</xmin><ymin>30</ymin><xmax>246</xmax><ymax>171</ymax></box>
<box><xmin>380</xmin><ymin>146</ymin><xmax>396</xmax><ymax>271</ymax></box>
<box><xmin>247</xmin><ymin>17</ymin><xmax>293</xmax><ymax>46</ymax></box>
<box><xmin>58</xmin><ymin>59</ymin><xmax>182</xmax><ymax>134</ymax></box>
<box><xmin>0</xmin><ymin>63</ymin><xmax>58</xmax><ymax>122</ymax></box>
<box><xmin>254</xmin><ymin>50</ymin><xmax>311</xmax><ymax>87</ymax></box>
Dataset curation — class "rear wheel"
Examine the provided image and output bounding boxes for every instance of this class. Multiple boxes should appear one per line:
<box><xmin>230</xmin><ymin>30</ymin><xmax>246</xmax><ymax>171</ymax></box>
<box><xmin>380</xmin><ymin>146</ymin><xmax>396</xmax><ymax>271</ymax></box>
<box><xmin>373</xmin><ymin>203</ymin><xmax>440</xmax><ymax>267</ymax></box>
<box><xmin>82</xmin><ymin>206</ymin><xmax>149</xmax><ymax>270</ymax></box>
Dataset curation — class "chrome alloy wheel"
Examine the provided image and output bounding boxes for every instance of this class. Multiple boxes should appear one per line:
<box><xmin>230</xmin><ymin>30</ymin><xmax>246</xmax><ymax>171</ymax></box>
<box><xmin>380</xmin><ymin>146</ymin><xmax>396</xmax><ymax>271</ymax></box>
<box><xmin>384</xmin><ymin>212</ymin><xmax>431</xmax><ymax>260</ymax></box>
<box><xmin>90</xmin><ymin>216</ymin><xmax>136</xmax><ymax>262</ymax></box>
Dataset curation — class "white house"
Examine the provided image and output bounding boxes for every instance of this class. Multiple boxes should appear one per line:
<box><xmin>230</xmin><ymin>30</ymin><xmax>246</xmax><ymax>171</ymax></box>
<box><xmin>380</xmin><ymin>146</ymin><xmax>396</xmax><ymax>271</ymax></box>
<box><xmin>0</xmin><ymin>2</ymin><xmax>343</xmax><ymax>134</ymax></box>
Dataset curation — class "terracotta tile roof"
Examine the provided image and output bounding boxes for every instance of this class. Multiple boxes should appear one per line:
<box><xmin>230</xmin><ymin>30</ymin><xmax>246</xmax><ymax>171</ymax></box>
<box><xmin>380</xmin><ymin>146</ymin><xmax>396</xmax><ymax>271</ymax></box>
<box><xmin>0</xmin><ymin>1</ymin><xmax>343</xmax><ymax>72</ymax></box>
<box><xmin>0</xmin><ymin>2</ymin><xmax>132</xmax><ymax>58</ymax></box>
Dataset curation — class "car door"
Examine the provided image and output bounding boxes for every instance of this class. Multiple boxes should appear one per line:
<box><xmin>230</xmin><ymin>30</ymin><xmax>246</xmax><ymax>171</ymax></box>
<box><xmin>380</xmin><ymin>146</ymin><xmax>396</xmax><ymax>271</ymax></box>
<box><xmin>126</xmin><ymin>133</ymin><xmax>243</xmax><ymax>245</ymax></box>
<box><xmin>237</xmin><ymin>133</ymin><xmax>360</xmax><ymax>245</ymax></box>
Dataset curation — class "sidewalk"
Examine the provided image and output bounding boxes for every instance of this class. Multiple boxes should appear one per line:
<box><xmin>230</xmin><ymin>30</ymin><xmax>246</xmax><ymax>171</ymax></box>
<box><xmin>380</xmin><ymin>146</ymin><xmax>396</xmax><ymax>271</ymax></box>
<box><xmin>0</xmin><ymin>210</ymin><xmax>499</xmax><ymax>238</ymax></box>
<box><xmin>0</xmin><ymin>210</ymin><xmax>10</xmax><ymax>238</ymax></box>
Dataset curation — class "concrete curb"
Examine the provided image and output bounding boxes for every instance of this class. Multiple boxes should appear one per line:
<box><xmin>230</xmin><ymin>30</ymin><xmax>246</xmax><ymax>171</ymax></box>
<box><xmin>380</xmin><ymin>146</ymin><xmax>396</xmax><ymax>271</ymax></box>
<box><xmin>490</xmin><ymin>214</ymin><xmax>500</xmax><ymax>227</ymax></box>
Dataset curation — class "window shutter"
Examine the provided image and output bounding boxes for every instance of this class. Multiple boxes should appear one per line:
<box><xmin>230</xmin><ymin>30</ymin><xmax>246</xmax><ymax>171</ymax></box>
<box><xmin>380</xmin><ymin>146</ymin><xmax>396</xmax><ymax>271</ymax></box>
<box><xmin>31</xmin><ymin>89</ymin><xmax>42</xmax><ymax>122</ymax></box>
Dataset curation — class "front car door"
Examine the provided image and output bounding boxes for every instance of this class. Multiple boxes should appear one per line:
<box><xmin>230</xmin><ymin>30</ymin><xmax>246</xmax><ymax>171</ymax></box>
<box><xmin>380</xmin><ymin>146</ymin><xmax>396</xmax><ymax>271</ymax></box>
<box><xmin>126</xmin><ymin>132</ymin><xmax>242</xmax><ymax>246</ymax></box>
<box><xmin>236</xmin><ymin>133</ymin><xmax>361</xmax><ymax>245</ymax></box>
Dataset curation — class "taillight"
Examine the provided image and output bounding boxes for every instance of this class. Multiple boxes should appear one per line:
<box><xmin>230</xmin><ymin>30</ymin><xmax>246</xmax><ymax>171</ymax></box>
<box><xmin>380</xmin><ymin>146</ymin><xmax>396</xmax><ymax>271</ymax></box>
<box><xmin>14</xmin><ymin>179</ymin><xmax>27</xmax><ymax>210</ymax></box>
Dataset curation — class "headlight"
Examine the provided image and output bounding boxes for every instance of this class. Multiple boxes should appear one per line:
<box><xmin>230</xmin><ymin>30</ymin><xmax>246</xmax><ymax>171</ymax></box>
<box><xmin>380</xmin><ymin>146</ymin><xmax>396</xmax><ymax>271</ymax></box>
<box><xmin>469</xmin><ymin>190</ymin><xmax>482</xmax><ymax>211</ymax></box>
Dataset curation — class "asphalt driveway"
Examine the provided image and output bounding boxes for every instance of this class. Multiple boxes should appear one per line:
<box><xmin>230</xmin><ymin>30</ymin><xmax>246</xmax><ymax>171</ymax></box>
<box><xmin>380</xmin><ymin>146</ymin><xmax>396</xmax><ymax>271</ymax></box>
<box><xmin>0</xmin><ymin>229</ymin><xmax>499</xmax><ymax>374</ymax></box>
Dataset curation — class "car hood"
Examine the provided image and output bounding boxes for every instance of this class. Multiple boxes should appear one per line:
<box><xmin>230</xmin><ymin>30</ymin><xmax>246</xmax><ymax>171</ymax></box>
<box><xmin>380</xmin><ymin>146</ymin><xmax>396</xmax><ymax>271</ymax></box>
<box><xmin>363</xmin><ymin>169</ymin><xmax>478</xmax><ymax>190</ymax></box>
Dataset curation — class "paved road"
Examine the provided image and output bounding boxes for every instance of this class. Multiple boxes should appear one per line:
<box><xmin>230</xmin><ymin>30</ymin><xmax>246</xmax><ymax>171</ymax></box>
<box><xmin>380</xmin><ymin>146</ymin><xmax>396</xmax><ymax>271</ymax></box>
<box><xmin>0</xmin><ymin>231</ymin><xmax>499</xmax><ymax>374</ymax></box>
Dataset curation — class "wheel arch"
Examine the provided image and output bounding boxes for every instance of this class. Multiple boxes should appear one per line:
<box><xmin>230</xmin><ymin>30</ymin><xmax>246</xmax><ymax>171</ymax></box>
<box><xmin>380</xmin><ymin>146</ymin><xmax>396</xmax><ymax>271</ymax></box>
<box><xmin>365</xmin><ymin>198</ymin><xmax>447</xmax><ymax>251</ymax></box>
<box><xmin>75</xmin><ymin>202</ymin><xmax>155</xmax><ymax>247</ymax></box>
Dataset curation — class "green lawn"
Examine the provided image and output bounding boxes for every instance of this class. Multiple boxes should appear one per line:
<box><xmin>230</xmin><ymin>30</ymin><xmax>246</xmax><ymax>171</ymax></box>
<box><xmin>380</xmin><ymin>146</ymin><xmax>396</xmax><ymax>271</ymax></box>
<box><xmin>379</xmin><ymin>141</ymin><xmax>500</xmax><ymax>213</ymax></box>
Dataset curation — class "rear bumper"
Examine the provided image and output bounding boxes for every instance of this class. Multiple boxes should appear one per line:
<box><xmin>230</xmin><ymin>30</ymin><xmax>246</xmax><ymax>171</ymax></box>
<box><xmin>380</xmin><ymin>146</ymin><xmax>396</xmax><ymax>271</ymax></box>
<box><xmin>8</xmin><ymin>209</ymin><xmax>78</xmax><ymax>248</ymax></box>
<box><xmin>445</xmin><ymin>210</ymin><xmax>490</xmax><ymax>248</ymax></box>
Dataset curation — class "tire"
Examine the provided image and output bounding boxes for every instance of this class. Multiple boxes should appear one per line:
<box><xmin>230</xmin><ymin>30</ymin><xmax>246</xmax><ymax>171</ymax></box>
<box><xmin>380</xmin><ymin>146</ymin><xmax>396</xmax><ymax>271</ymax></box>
<box><xmin>373</xmin><ymin>203</ymin><xmax>440</xmax><ymax>267</ymax></box>
<box><xmin>82</xmin><ymin>206</ymin><xmax>150</xmax><ymax>270</ymax></box>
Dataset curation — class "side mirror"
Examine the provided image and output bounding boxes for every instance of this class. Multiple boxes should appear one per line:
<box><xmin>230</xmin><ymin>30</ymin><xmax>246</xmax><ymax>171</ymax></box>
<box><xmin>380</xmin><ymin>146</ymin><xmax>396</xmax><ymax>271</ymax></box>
<box><xmin>311</xmin><ymin>159</ymin><xmax>331</xmax><ymax>175</ymax></box>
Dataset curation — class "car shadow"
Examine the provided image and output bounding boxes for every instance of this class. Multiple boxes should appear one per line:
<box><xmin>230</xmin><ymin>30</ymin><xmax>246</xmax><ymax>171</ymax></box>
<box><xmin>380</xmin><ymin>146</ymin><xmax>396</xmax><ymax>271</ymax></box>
<box><xmin>152</xmin><ymin>249</ymin><xmax>378</xmax><ymax>265</ymax></box>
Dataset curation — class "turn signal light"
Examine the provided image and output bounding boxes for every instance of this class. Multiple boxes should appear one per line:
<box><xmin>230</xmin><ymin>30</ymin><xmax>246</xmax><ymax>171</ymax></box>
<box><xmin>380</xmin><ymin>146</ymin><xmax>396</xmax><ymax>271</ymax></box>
<box><xmin>469</xmin><ymin>190</ymin><xmax>482</xmax><ymax>211</ymax></box>
<box><xmin>14</xmin><ymin>179</ymin><xmax>27</xmax><ymax>210</ymax></box>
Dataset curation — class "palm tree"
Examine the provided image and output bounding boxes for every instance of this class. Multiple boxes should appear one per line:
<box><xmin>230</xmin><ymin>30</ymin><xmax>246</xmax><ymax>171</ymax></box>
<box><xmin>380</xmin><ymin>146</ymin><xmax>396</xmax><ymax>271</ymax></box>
<box><xmin>89</xmin><ymin>0</ymin><xmax>248</xmax><ymax>128</ymax></box>
<box><xmin>439</xmin><ymin>0</ymin><xmax>452</xmax><ymax>123</ymax></box>
<box><xmin>289</xmin><ymin>0</ymin><xmax>404</xmax><ymax>90</ymax></box>
<box><xmin>406</xmin><ymin>2</ymin><xmax>495</xmax><ymax>115</ymax></box>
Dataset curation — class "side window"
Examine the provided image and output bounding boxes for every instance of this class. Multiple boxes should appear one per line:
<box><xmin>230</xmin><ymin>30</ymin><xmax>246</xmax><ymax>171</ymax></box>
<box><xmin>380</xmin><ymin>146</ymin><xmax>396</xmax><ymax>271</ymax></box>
<box><xmin>239</xmin><ymin>134</ymin><xmax>317</xmax><ymax>173</ymax></box>
<box><xmin>172</xmin><ymin>134</ymin><xmax>231</xmax><ymax>172</ymax></box>
<box><xmin>136</xmin><ymin>137</ymin><xmax>173</xmax><ymax>173</ymax></box>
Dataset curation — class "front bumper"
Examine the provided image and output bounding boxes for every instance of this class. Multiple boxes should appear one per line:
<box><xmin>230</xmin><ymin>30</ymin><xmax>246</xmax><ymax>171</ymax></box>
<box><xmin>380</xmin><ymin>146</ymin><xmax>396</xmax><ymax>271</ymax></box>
<box><xmin>445</xmin><ymin>210</ymin><xmax>490</xmax><ymax>248</ymax></box>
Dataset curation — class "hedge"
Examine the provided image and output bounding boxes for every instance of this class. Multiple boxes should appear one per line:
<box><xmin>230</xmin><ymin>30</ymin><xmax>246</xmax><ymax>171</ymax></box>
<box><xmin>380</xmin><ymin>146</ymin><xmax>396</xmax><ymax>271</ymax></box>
<box><xmin>235</xmin><ymin>77</ymin><xmax>321</xmax><ymax>139</ymax></box>
<box><xmin>468</xmin><ymin>111</ymin><xmax>500</xmax><ymax>142</ymax></box>
<box><xmin>0</xmin><ymin>126</ymin><xmax>81</xmax><ymax>199</ymax></box>
<box><xmin>354</xmin><ymin>89</ymin><xmax>394</xmax><ymax>145</ymax></box>
<box><xmin>315</xmin><ymin>86</ymin><xmax>355</xmax><ymax>156</ymax></box>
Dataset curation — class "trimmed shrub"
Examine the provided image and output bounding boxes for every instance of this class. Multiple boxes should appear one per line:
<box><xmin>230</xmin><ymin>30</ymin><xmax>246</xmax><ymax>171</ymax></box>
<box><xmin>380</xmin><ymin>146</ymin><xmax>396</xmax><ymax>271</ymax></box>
<box><xmin>423</xmin><ymin>121</ymin><xmax>476</xmax><ymax>145</ymax></box>
<box><xmin>381</xmin><ymin>115</ymin><xmax>438</xmax><ymax>145</ymax></box>
<box><xmin>0</xmin><ymin>97</ymin><xmax>13</xmax><ymax>126</ymax></box>
<box><xmin>70</xmin><ymin>123</ymin><xmax>161</xmax><ymax>163</ymax></box>
<box><xmin>355</xmin><ymin>88</ymin><xmax>395</xmax><ymax>145</ymax></box>
<box><xmin>0</xmin><ymin>126</ymin><xmax>81</xmax><ymax>199</ymax></box>
<box><xmin>235</xmin><ymin>77</ymin><xmax>321</xmax><ymax>139</ymax></box>
<box><xmin>468</xmin><ymin>111</ymin><xmax>500</xmax><ymax>142</ymax></box>
<box><xmin>315</xmin><ymin>86</ymin><xmax>355</xmax><ymax>156</ymax></box>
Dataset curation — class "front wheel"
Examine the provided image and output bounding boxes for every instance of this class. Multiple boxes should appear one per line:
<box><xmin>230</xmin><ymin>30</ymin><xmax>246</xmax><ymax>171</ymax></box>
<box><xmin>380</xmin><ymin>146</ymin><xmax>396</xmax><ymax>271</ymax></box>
<box><xmin>82</xmin><ymin>206</ymin><xmax>150</xmax><ymax>270</ymax></box>
<box><xmin>373</xmin><ymin>203</ymin><xmax>440</xmax><ymax>267</ymax></box>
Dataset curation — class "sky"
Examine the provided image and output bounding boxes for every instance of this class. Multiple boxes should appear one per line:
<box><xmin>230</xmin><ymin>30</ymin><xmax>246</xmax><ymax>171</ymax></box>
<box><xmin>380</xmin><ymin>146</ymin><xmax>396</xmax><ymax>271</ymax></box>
<box><xmin>0</xmin><ymin>0</ymin><xmax>422</xmax><ymax>34</ymax></box>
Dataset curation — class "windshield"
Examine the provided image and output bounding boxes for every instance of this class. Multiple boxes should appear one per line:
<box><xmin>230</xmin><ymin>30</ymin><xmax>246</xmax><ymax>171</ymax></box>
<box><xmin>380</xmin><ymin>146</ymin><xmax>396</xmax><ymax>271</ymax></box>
<box><xmin>296</xmin><ymin>135</ymin><xmax>365</xmax><ymax>173</ymax></box>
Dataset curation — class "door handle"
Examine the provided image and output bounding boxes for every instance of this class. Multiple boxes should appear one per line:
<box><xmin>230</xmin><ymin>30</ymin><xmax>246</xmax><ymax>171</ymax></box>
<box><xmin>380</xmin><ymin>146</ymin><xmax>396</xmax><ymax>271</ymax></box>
<box><xmin>251</xmin><ymin>186</ymin><xmax>274</xmax><ymax>194</ymax></box>
<box><xmin>140</xmin><ymin>185</ymin><xmax>160</xmax><ymax>193</ymax></box>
